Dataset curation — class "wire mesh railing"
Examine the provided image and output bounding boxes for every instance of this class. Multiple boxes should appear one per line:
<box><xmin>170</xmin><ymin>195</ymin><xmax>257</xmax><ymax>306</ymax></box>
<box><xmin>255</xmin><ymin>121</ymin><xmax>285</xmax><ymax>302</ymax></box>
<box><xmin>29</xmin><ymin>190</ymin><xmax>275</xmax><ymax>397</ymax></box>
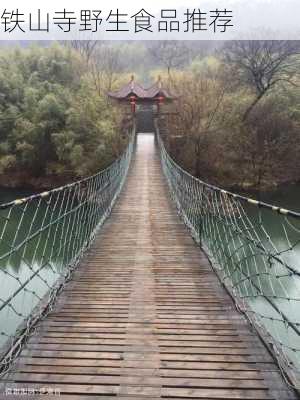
<box><xmin>0</xmin><ymin>129</ymin><xmax>135</xmax><ymax>377</ymax></box>
<box><xmin>156</xmin><ymin>126</ymin><xmax>300</xmax><ymax>389</ymax></box>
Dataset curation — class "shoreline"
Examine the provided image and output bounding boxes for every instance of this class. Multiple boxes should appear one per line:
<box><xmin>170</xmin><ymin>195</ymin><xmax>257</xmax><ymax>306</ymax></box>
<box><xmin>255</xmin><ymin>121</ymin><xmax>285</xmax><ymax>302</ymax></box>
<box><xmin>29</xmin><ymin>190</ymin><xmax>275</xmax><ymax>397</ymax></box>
<box><xmin>0</xmin><ymin>174</ymin><xmax>299</xmax><ymax>196</ymax></box>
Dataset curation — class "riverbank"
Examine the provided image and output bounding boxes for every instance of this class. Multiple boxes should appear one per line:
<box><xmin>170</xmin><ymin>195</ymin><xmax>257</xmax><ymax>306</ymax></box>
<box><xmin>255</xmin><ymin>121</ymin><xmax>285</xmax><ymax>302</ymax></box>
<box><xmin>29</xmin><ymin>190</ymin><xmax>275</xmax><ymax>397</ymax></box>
<box><xmin>0</xmin><ymin>172</ymin><xmax>76</xmax><ymax>192</ymax></box>
<box><xmin>0</xmin><ymin>171</ymin><xmax>299</xmax><ymax>212</ymax></box>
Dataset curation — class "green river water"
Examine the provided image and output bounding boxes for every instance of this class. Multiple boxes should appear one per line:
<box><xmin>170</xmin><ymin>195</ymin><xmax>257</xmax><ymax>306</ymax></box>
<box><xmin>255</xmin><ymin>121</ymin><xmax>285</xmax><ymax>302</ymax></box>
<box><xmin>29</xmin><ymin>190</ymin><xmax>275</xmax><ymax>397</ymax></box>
<box><xmin>0</xmin><ymin>183</ymin><xmax>299</xmax><ymax>369</ymax></box>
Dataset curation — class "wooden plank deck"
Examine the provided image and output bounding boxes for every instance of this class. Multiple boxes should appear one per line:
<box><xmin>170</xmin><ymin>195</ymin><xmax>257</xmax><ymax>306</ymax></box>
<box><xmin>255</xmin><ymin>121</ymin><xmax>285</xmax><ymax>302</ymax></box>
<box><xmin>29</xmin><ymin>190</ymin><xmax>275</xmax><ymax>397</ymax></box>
<box><xmin>0</xmin><ymin>133</ymin><xmax>298</xmax><ymax>399</ymax></box>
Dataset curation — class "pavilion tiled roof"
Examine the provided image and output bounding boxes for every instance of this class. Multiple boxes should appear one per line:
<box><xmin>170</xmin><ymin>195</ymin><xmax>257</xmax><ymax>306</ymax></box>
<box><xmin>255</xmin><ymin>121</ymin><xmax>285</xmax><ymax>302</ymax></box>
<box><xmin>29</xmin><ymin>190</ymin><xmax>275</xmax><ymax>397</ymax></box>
<box><xmin>145</xmin><ymin>81</ymin><xmax>174</xmax><ymax>100</ymax></box>
<box><xmin>108</xmin><ymin>76</ymin><xmax>175</xmax><ymax>100</ymax></box>
<box><xmin>108</xmin><ymin>77</ymin><xmax>147</xmax><ymax>99</ymax></box>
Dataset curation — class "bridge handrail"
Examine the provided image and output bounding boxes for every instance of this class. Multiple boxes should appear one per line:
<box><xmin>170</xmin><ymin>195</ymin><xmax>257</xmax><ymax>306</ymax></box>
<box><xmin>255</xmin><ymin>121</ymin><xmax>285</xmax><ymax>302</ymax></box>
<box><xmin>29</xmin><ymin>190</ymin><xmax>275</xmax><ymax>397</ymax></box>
<box><xmin>0</xmin><ymin>143</ymin><xmax>132</xmax><ymax>211</ymax></box>
<box><xmin>0</xmin><ymin>127</ymin><xmax>136</xmax><ymax>377</ymax></box>
<box><xmin>157</xmin><ymin>137</ymin><xmax>300</xmax><ymax>219</ymax></box>
<box><xmin>156</xmin><ymin>125</ymin><xmax>300</xmax><ymax>389</ymax></box>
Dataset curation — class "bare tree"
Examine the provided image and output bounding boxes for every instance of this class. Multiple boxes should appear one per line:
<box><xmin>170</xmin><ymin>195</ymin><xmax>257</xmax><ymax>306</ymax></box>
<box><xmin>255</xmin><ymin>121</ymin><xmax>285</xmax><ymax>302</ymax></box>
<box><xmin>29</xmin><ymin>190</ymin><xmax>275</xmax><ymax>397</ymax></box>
<box><xmin>230</xmin><ymin>99</ymin><xmax>300</xmax><ymax>191</ymax></box>
<box><xmin>223</xmin><ymin>40</ymin><xmax>300</xmax><ymax>120</ymax></box>
<box><xmin>69</xmin><ymin>40</ymin><xmax>99</xmax><ymax>65</ymax></box>
<box><xmin>90</xmin><ymin>44</ymin><xmax>124</xmax><ymax>95</ymax></box>
<box><xmin>167</xmin><ymin>67</ymin><xmax>227</xmax><ymax>178</ymax></box>
<box><xmin>149</xmin><ymin>41</ymin><xmax>190</xmax><ymax>78</ymax></box>
<box><xmin>64</xmin><ymin>41</ymin><xmax>124</xmax><ymax>95</ymax></box>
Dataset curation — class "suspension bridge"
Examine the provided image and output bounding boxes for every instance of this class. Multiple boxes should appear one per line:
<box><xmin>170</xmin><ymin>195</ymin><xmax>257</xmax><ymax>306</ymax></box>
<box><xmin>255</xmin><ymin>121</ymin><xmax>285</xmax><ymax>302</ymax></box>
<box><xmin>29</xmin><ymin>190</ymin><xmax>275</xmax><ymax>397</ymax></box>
<box><xmin>0</xmin><ymin>119</ymin><xmax>300</xmax><ymax>399</ymax></box>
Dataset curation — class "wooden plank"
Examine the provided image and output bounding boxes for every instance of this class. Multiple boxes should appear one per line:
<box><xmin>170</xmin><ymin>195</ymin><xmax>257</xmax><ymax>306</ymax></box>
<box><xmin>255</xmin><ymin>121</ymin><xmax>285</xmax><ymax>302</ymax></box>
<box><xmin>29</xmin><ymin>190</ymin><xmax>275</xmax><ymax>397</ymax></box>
<box><xmin>161</xmin><ymin>387</ymin><xmax>273</xmax><ymax>399</ymax></box>
<box><xmin>10</xmin><ymin>373</ymin><xmax>269</xmax><ymax>390</ymax></box>
<box><xmin>24</xmin><ymin>343</ymin><xmax>265</xmax><ymax>356</ymax></box>
<box><xmin>17</xmin><ymin>357</ymin><xmax>272</xmax><ymax>371</ymax></box>
<box><xmin>11</xmin><ymin>371</ymin><xmax>267</xmax><ymax>390</ymax></box>
<box><xmin>16</xmin><ymin>365</ymin><xmax>264</xmax><ymax>379</ymax></box>
<box><xmin>27</xmin><ymin>337</ymin><xmax>250</xmax><ymax>347</ymax></box>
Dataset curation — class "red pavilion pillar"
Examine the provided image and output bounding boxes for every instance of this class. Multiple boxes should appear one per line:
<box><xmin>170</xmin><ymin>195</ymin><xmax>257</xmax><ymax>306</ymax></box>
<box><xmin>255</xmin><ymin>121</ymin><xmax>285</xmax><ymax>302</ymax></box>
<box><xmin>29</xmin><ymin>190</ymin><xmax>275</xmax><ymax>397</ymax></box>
<box><xmin>157</xmin><ymin>95</ymin><xmax>164</xmax><ymax>113</ymax></box>
<box><xmin>130</xmin><ymin>95</ymin><xmax>136</xmax><ymax>114</ymax></box>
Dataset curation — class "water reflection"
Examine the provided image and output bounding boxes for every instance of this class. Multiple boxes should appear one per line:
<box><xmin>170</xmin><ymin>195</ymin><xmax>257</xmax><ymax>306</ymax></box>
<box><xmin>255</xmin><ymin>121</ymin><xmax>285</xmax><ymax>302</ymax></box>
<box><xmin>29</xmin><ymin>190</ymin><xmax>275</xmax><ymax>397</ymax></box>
<box><xmin>0</xmin><ymin>187</ymin><xmax>78</xmax><ymax>350</ymax></box>
<box><xmin>0</xmin><ymin>183</ymin><xmax>300</xmax><ymax>370</ymax></box>
<box><xmin>245</xmin><ymin>199</ymin><xmax>300</xmax><ymax>368</ymax></box>
<box><xmin>211</xmin><ymin>186</ymin><xmax>300</xmax><ymax>369</ymax></box>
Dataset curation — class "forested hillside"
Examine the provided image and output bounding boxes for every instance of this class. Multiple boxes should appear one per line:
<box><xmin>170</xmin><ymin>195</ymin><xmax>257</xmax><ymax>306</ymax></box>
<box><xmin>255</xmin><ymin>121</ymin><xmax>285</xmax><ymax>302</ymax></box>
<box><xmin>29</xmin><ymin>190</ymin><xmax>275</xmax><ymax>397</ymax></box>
<box><xmin>0</xmin><ymin>44</ymin><xmax>129</xmax><ymax>189</ymax></box>
<box><xmin>159</xmin><ymin>41</ymin><xmax>300</xmax><ymax>191</ymax></box>
<box><xmin>0</xmin><ymin>40</ymin><xmax>300</xmax><ymax>192</ymax></box>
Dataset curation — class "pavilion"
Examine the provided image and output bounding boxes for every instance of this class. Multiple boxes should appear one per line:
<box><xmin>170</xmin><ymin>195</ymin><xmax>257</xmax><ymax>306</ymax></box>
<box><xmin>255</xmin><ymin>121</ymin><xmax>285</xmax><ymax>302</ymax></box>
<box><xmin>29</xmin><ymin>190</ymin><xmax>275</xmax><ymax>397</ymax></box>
<box><xmin>108</xmin><ymin>76</ymin><xmax>176</xmax><ymax>113</ymax></box>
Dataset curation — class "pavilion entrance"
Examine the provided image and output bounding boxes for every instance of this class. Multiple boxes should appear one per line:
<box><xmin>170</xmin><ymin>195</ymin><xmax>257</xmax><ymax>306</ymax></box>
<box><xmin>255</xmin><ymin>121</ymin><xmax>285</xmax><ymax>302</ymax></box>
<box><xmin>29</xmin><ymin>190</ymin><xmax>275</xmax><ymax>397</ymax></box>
<box><xmin>136</xmin><ymin>104</ymin><xmax>155</xmax><ymax>133</ymax></box>
<box><xmin>108</xmin><ymin>76</ymin><xmax>176</xmax><ymax>134</ymax></box>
